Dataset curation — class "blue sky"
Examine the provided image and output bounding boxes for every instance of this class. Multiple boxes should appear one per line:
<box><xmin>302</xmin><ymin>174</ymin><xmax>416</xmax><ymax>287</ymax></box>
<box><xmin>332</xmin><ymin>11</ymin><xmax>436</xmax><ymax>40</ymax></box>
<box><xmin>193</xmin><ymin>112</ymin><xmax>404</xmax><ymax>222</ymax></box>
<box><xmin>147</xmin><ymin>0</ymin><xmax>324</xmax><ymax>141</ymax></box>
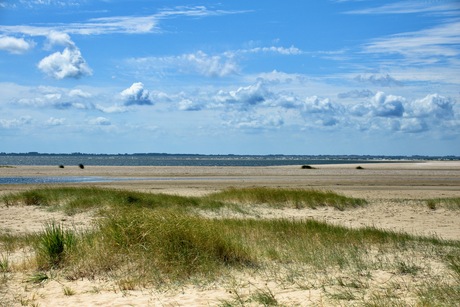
<box><xmin>0</xmin><ymin>0</ymin><xmax>459</xmax><ymax>155</ymax></box>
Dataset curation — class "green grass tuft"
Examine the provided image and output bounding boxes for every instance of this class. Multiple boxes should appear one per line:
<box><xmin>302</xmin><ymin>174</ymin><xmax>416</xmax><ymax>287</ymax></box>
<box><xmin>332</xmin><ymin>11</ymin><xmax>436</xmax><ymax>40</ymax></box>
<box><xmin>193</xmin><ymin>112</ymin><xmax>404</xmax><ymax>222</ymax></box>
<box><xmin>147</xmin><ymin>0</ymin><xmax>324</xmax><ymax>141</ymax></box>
<box><xmin>36</xmin><ymin>222</ymin><xmax>76</xmax><ymax>269</ymax></box>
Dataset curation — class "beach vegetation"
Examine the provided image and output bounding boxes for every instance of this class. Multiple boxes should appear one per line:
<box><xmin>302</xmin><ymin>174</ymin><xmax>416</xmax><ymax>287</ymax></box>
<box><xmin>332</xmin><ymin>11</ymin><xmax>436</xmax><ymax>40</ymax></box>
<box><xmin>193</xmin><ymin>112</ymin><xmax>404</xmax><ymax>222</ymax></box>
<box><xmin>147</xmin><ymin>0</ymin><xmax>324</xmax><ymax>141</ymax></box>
<box><xmin>0</xmin><ymin>255</ymin><xmax>9</xmax><ymax>273</ymax></box>
<box><xmin>0</xmin><ymin>187</ymin><xmax>459</xmax><ymax>305</ymax></box>
<box><xmin>63</xmin><ymin>286</ymin><xmax>75</xmax><ymax>296</ymax></box>
<box><xmin>207</xmin><ymin>187</ymin><xmax>367</xmax><ymax>210</ymax></box>
<box><xmin>425</xmin><ymin>197</ymin><xmax>460</xmax><ymax>210</ymax></box>
<box><xmin>36</xmin><ymin>222</ymin><xmax>75</xmax><ymax>269</ymax></box>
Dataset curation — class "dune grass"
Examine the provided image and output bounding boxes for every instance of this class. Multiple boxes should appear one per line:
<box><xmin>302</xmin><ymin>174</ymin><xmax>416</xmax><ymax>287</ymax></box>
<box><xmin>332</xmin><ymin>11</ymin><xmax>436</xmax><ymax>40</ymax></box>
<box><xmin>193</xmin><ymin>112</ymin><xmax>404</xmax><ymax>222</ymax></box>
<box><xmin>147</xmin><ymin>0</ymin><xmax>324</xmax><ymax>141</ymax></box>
<box><xmin>1</xmin><ymin>186</ymin><xmax>226</xmax><ymax>215</ymax></box>
<box><xmin>1</xmin><ymin>187</ymin><xmax>459</xmax><ymax>305</ymax></box>
<box><xmin>426</xmin><ymin>197</ymin><xmax>460</xmax><ymax>210</ymax></box>
<box><xmin>36</xmin><ymin>222</ymin><xmax>75</xmax><ymax>270</ymax></box>
<box><xmin>207</xmin><ymin>187</ymin><xmax>367</xmax><ymax>210</ymax></box>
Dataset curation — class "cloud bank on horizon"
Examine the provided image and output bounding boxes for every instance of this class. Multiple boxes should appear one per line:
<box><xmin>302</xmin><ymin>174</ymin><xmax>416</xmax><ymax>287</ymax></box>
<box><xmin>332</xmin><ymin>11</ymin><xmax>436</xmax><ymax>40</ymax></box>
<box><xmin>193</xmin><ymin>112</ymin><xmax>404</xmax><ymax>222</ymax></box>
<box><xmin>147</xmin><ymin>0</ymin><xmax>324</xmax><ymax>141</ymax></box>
<box><xmin>0</xmin><ymin>0</ymin><xmax>459</xmax><ymax>155</ymax></box>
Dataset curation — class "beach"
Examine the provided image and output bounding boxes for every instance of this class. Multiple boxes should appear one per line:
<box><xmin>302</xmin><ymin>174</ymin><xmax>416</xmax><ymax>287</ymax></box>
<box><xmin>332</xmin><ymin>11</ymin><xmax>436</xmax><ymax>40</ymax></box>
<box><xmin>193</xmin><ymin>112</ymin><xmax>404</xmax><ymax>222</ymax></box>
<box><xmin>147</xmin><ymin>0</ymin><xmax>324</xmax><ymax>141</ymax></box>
<box><xmin>1</xmin><ymin>161</ymin><xmax>459</xmax><ymax>306</ymax></box>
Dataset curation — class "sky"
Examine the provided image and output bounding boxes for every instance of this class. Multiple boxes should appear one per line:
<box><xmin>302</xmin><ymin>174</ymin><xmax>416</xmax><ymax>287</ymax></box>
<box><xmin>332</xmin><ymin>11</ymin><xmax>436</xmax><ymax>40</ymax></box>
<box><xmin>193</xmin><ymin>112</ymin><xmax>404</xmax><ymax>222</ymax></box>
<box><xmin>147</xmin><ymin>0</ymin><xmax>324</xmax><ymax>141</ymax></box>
<box><xmin>0</xmin><ymin>0</ymin><xmax>459</xmax><ymax>155</ymax></box>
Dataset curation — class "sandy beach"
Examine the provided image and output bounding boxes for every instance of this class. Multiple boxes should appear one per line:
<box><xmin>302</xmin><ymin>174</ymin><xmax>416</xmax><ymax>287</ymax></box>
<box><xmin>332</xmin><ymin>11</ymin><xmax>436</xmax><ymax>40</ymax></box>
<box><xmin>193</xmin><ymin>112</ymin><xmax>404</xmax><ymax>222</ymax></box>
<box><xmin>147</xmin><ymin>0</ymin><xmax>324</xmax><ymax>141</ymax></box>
<box><xmin>1</xmin><ymin>161</ymin><xmax>459</xmax><ymax>306</ymax></box>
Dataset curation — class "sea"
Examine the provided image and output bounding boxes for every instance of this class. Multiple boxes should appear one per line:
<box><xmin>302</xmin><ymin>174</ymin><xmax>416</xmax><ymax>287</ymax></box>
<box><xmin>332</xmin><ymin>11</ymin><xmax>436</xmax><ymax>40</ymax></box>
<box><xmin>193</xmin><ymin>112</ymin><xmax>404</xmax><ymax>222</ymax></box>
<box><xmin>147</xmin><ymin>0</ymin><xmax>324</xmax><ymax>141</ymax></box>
<box><xmin>1</xmin><ymin>153</ymin><xmax>453</xmax><ymax>167</ymax></box>
<box><xmin>1</xmin><ymin>154</ymin><xmax>457</xmax><ymax>185</ymax></box>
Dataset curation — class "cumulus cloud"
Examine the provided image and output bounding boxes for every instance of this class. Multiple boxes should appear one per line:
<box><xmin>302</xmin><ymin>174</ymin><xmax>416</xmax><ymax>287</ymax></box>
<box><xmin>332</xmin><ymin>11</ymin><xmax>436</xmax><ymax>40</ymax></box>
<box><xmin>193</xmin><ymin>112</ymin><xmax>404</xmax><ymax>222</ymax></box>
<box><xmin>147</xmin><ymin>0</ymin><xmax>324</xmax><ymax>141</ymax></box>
<box><xmin>215</xmin><ymin>82</ymin><xmax>271</xmax><ymax>109</ymax></box>
<box><xmin>408</xmin><ymin>94</ymin><xmax>454</xmax><ymax>119</ymax></box>
<box><xmin>36</xmin><ymin>32</ymin><xmax>92</xmax><ymax>80</ymax></box>
<box><xmin>120</xmin><ymin>82</ymin><xmax>154</xmax><ymax>106</ymax></box>
<box><xmin>303</xmin><ymin>96</ymin><xmax>339</xmax><ymax>114</ymax></box>
<box><xmin>38</xmin><ymin>46</ymin><xmax>92</xmax><ymax>79</ymax></box>
<box><xmin>178</xmin><ymin>99</ymin><xmax>203</xmax><ymax>111</ymax></box>
<box><xmin>0</xmin><ymin>36</ymin><xmax>35</xmax><ymax>54</ymax></box>
<box><xmin>400</xmin><ymin>118</ymin><xmax>428</xmax><ymax>133</ymax></box>
<box><xmin>371</xmin><ymin>92</ymin><xmax>405</xmax><ymax>117</ymax></box>
<box><xmin>301</xmin><ymin>96</ymin><xmax>342</xmax><ymax>127</ymax></box>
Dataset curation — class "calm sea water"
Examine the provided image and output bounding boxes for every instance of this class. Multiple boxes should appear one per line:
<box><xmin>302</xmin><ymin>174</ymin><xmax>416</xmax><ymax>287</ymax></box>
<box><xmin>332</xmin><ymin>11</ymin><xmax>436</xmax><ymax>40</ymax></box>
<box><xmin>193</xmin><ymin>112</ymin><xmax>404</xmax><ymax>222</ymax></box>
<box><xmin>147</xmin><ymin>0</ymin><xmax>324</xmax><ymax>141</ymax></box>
<box><xmin>0</xmin><ymin>154</ymin><xmax>409</xmax><ymax>167</ymax></box>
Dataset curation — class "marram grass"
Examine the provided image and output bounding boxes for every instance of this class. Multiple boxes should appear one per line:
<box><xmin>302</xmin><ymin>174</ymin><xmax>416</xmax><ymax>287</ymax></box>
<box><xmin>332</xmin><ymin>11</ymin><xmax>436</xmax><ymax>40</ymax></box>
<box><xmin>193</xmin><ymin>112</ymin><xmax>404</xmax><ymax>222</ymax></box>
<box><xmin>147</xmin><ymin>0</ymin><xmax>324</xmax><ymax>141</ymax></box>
<box><xmin>1</xmin><ymin>186</ymin><xmax>459</xmax><ymax>305</ymax></box>
<box><xmin>208</xmin><ymin>187</ymin><xmax>367</xmax><ymax>210</ymax></box>
<box><xmin>36</xmin><ymin>222</ymin><xmax>75</xmax><ymax>269</ymax></box>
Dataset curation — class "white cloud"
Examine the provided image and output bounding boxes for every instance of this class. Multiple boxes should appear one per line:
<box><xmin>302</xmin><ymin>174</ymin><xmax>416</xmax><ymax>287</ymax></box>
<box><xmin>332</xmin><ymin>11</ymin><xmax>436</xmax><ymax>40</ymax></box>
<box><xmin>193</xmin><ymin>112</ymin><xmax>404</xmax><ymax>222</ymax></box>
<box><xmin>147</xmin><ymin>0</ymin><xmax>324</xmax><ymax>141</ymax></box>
<box><xmin>224</xmin><ymin>113</ymin><xmax>284</xmax><ymax>131</ymax></box>
<box><xmin>363</xmin><ymin>21</ymin><xmax>460</xmax><ymax>64</ymax></box>
<box><xmin>0</xmin><ymin>6</ymin><xmax>248</xmax><ymax>36</ymax></box>
<box><xmin>0</xmin><ymin>116</ymin><xmax>32</xmax><ymax>128</ymax></box>
<box><xmin>243</xmin><ymin>45</ymin><xmax>302</xmax><ymax>55</ymax></box>
<box><xmin>68</xmin><ymin>88</ymin><xmax>91</xmax><ymax>98</ymax></box>
<box><xmin>120</xmin><ymin>82</ymin><xmax>153</xmax><ymax>106</ymax></box>
<box><xmin>126</xmin><ymin>45</ymin><xmax>301</xmax><ymax>79</ymax></box>
<box><xmin>46</xmin><ymin>117</ymin><xmax>65</xmax><ymax>126</ymax></box>
<box><xmin>88</xmin><ymin>117</ymin><xmax>111</xmax><ymax>126</ymax></box>
<box><xmin>215</xmin><ymin>82</ymin><xmax>271</xmax><ymax>109</ymax></box>
<box><xmin>38</xmin><ymin>45</ymin><xmax>92</xmax><ymax>79</ymax></box>
<box><xmin>350</xmin><ymin>92</ymin><xmax>405</xmax><ymax>118</ymax></box>
<box><xmin>179</xmin><ymin>51</ymin><xmax>238</xmax><ymax>77</ymax></box>
<box><xmin>0</xmin><ymin>36</ymin><xmax>35</xmax><ymax>54</ymax></box>
<box><xmin>301</xmin><ymin>96</ymin><xmax>342</xmax><ymax>127</ymax></box>
<box><xmin>178</xmin><ymin>99</ymin><xmax>203</xmax><ymax>111</ymax></box>
<box><xmin>302</xmin><ymin>96</ymin><xmax>339</xmax><ymax>114</ymax></box>
<box><xmin>128</xmin><ymin>51</ymin><xmax>238</xmax><ymax>78</ymax></box>
<box><xmin>371</xmin><ymin>92</ymin><xmax>405</xmax><ymax>117</ymax></box>
<box><xmin>95</xmin><ymin>104</ymin><xmax>128</xmax><ymax>113</ymax></box>
<box><xmin>13</xmin><ymin>86</ymin><xmax>93</xmax><ymax>109</ymax></box>
<box><xmin>337</xmin><ymin>89</ymin><xmax>374</xmax><ymax>99</ymax></box>
<box><xmin>45</xmin><ymin>31</ymin><xmax>74</xmax><ymax>48</ymax></box>
<box><xmin>345</xmin><ymin>1</ymin><xmax>460</xmax><ymax>15</ymax></box>
<box><xmin>354</xmin><ymin>74</ymin><xmax>403</xmax><ymax>87</ymax></box>
<box><xmin>408</xmin><ymin>94</ymin><xmax>454</xmax><ymax>119</ymax></box>
<box><xmin>400</xmin><ymin>118</ymin><xmax>428</xmax><ymax>133</ymax></box>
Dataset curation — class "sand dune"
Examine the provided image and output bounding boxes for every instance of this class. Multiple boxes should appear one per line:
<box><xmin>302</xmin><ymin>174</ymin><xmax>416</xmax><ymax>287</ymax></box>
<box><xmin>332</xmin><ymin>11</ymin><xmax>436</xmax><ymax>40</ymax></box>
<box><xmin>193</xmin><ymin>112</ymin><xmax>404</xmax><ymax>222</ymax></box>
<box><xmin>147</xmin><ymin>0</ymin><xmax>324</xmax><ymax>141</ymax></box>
<box><xmin>1</xmin><ymin>162</ymin><xmax>459</xmax><ymax>306</ymax></box>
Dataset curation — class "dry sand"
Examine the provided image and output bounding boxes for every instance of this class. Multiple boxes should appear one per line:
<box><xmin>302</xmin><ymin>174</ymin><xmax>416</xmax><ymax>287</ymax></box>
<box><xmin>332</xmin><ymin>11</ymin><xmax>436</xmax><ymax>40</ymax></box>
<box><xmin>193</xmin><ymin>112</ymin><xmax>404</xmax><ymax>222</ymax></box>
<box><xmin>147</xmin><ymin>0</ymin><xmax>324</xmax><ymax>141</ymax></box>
<box><xmin>0</xmin><ymin>161</ymin><xmax>459</xmax><ymax>306</ymax></box>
